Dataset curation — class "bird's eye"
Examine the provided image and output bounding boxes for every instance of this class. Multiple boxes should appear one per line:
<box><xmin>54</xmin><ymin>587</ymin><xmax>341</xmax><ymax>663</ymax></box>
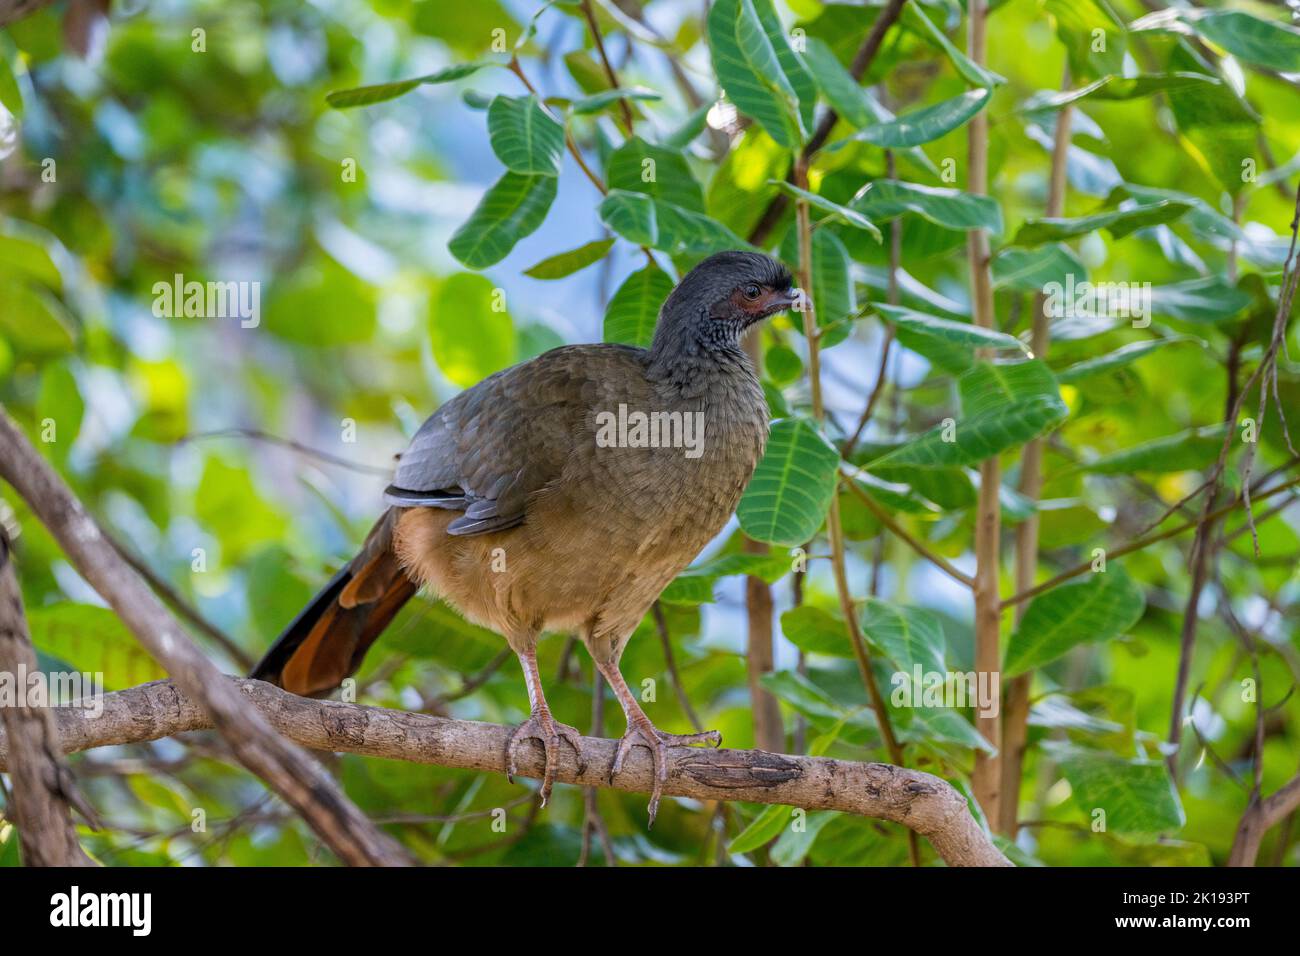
<box><xmin>743</xmin><ymin>284</ymin><xmax>762</xmax><ymax>300</ymax></box>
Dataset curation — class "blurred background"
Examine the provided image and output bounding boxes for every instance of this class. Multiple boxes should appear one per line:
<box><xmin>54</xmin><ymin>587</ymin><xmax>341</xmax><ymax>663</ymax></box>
<box><xmin>1</xmin><ymin>0</ymin><xmax>1299</xmax><ymax>865</ymax></box>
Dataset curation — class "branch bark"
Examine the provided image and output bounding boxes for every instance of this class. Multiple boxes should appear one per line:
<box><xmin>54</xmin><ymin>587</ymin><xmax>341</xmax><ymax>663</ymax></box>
<box><xmin>794</xmin><ymin>159</ymin><xmax>918</xmax><ymax>866</ymax></box>
<box><xmin>999</xmin><ymin>66</ymin><xmax>1072</xmax><ymax>837</ymax></box>
<box><xmin>0</xmin><ymin>0</ymin><xmax>53</xmax><ymax>28</ymax></box>
<box><xmin>1002</xmin><ymin>471</ymin><xmax>1300</xmax><ymax>608</ymax></box>
<box><xmin>1228</xmin><ymin>771</ymin><xmax>1300</xmax><ymax>867</ymax></box>
<box><xmin>747</xmin><ymin>0</ymin><xmax>909</xmax><ymax>245</ymax></box>
<box><xmin>0</xmin><ymin>405</ymin><xmax>410</xmax><ymax>867</ymax></box>
<box><xmin>0</xmin><ymin>527</ymin><xmax>96</xmax><ymax>866</ymax></box>
<box><xmin>0</xmin><ymin>677</ymin><xmax>1012</xmax><ymax>867</ymax></box>
<box><xmin>964</xmin><ymin>0</ymin><xmax>1002</xmax><ymax>824</ymax></box>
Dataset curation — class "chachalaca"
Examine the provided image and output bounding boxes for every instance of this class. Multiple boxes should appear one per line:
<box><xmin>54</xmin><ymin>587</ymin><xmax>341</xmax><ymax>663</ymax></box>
<box><xmin>251</xmin><ymin>250</ymin><xmax>799</xmax><ymax>822</ymax></box>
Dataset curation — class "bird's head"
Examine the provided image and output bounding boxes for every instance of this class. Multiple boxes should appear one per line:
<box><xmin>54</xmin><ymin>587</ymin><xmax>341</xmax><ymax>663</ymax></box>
<box><xmin>651</xmin><ymin>250</ymin><xmax>800</xmax><ymax>357</ymax></box>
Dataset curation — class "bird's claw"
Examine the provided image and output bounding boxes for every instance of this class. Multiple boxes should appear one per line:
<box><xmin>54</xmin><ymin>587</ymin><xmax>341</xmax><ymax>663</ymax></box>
<box><xmin>610</xmin><ymin>722</ymin><xmax>722</xmax><ymax>826</ymax></box>
<box><xmin>505</xmin><ymin>712</ymin><xmax>587</xmax><ymax>807</ymax></box>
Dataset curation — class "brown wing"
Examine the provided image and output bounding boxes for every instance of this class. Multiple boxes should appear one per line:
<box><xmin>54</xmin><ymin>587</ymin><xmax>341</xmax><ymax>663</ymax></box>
<box><xmin>384</xmin><ymin>343</ymin><xmax>648</xmax><ymax>535</ymax></box>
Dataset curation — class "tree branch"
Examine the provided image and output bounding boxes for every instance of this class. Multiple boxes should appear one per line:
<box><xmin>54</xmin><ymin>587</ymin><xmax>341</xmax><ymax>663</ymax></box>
<box><xmin>0</xmin><ymin>405</ymin><xmax>410</xmax><ymax>867</ymax></box>
<box><xmin>579</xmin><ymin>0</ymin><xmax>635</xmax><ymax>136</ymax></box>
<box><xmin>1002</xmin><ymin>472</ymin><xmax>1300</xmax><ymax>608</ymax></box>
<box><xmin>962</xmin><ymin>0</ymin><xmax>1002</xmax><ymax>824</ymax></box>
<box><xmin>1229</xmin><ymin>770</ymin><xmax>1300</xmax><ymax>867</ymax></box>
<box><xmin>747</xmin><ymin>0</ymin><xmax>909</xmax><ymax>246</ymax></box>
<box><xmin>794</xmin><ymin>159</ymin><xmax>917</xmax><ymax>865</ymax></box>
<box><xmin>1000</xmin><ymin>64</ymin><xmax>1072</xmax><ymax>836</ymax></box>
<box><xmin>0</xmin><ymin>0</ymin><xmax>54</xmax><ymax>28</ymax></box>
<box><xmin>841</xmin><ymin>473</ymin><xmax>976</xmax><ymax>588</ymax></box>
<box><xmin>0</xmin><ymin>677</ymin><xmax>1012</xmax><ymax>867</ymax></box>
<box><xmin>0</xmin><ymin>527</ymin><xmax>96</xmax><ymax>866</ymax></box>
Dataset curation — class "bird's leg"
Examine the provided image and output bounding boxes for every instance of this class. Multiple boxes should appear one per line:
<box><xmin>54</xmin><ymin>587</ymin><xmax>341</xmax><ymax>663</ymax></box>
<box><xmin>505</xmin><ymin>647</ymin><xmax>586</xmax><ymax>807</ymax></box>
<box><xmin>595</xmin><ymin>661</ymin><xmax>721</xmax><ymax>826</ymax></box>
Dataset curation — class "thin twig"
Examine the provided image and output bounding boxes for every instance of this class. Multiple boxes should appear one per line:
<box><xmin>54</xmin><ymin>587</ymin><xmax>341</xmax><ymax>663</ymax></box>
<box><xmin>841</xmin><ymin>473</ymin><xmax>975</xmax><ymax>588</ymax></box>
<box><xmin>177</xmin><ymin>427</ymin><xmax>392</xmax><ymax>477</ymax></box>
<box><xmin>748</xmin><ymin>0</ymin><xmax>910</xmax><ymax>245</ymax></box>
<box><xmin>579</xmin><ymin>0</ymin><xmax>635</xmax><ymax>135</ymax></box>
<box><xmin>1003</xmin><ymin>473</ymin><xmax>1300</xmax><ymax>608</ymax></box>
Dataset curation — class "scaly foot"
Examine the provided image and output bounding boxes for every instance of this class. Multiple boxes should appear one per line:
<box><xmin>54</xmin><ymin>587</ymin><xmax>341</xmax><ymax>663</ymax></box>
<box><xmin>505</xmin><ymin>712</ymin><xmax>587</xmax><ymax>807</ymax></box>
<box><xmin>610</xmin><ymin>720</ymin><xmax>722</xmax><ymax>826</ymax></box>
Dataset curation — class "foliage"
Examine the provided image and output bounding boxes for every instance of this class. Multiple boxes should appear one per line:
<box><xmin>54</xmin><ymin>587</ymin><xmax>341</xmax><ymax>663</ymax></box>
<box><xmin>1</xmin><ymin>0</ymin><xmax>1298</xmax><ymax>868</ymax></box>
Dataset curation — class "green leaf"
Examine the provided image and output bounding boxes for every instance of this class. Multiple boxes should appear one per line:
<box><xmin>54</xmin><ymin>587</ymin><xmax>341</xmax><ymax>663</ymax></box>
<box><xmin>801</xmin><ymin>38</ymin><xmax>875</xmax><ymax>128</ymax></box>
<box><xmin>1078</xmin><ymin>423</ymin><xmax>1229</xmax><ymax>475</ymax></box>
<box><xmin>877</xmin><ymin>305</ymin><xmax>1029</xmax><ymax>373</ymax></box>
<box><xmin>902</xmin><ymin>4</ymin><xmax>1005</xmax><ymax>88</ymax></box>
<box><xmin>603</xmin><ymin>262</ymin><xmax>673</xmax><ymax>347</ymax></box>
<box><xmin>0</xmin><ymin>228</ymin><xmax>63</xmax><ymax>292</ymax></box>
<box><xmin>764</xmin><ymin>344</ymin><xmax>802</xmax><ymax>386</ymax></box>
<box><xmin>738</xmin><ymin>418</ymin><xmax>841</xmax><ymax>546</ymax></box>
<box><xmin>852</xmin><ymin>180</ymin><xmax>1003</xmax><ymax>234</ymax></box>
<box><xmin>0</xmin><ymin>278</ymin><xmax>76</xmax><ymax>354</ymax></box>
<box><xmin>195</xmin><ymin>458</ymin><xmax>288</xmax><ymax>564</ymax></box>
<box><xmin>523</xmin><ymin>238</ymin><xmax>614</xmax><ymax>279</ymax></box>
<box><xmin>749</xmin><ymin>0</ymin><xmax>817</xmax><ymax>133</ymax></box>
<box><xmin>429</xmin><ymin>273</ymin><xmax>516</xmax><ymax>388</ymax></box>
<box><xmin>1023</xmin><ymin>73</ymin><xmax>1224</xmax><ymax>112</ymax></box>
<box><xmin>847</xmin><ymin>472</ymin><xmax>941</xmax><ymax>514</ymax></box>
<box><xmin>512</xmin><ymin>0</ymin><xmax>578</xmax><ymax>52</ymax></box>
<box><xmin>599</xmin><ymin>189</ymin><xmax>748</xmax><ymax>255</ymax></box>
<box><xmin>781</xmin><ymin>605</ymin><xmax>852</xmax><ymax>657</ymax></box>
<box><xmin>896</xmin><ymin>705</ymin><xmax>997</xmax><ymax>754</ymax></box>
<box><xmin>868</xmin><ymin>360</ymin><xmax>1068</xmax><ymax>469</ymax></box>
<box><xmin>664</xmin><ymin>552</ymin><xmax>790</xmax><ymax>605</ymax></box>
<box><xmin>449</xmin><ymin>171</ymin><xmax>557</xmax><ymax>268</ymax></box>
<box><xmin>768</xmin><ymin>182</ymin><xmax>882</xmax><ymax>240</ymax></box>
<box><xmin>760</xmin><ymin>669</ymin><xmax>848</xmax><ymax>722</ymax></box>
<box><xmin>801</xmin><ymin>38</ymin><xmax>939</xmax><ymax>175</ymax></box>
<box><xmin>729</xmin><ymin>804</ymin><xmax>794</xmax><ymax>854</ymax></box>
<box><xmin>487</xmin><ymin>95</ymin><xmax>565</xmax><ymax>175</ymax></box>
<box><xmin>1012</xmin><ymin>200</ymin><xmax>1193</xmax><ymax>246</ymax></box>
<box><xmin>707</xmin><ymin>0</ymin><xmax>806</xmax><ymax>147</ymax></box>
<box><xmin>770</xmin><ymin>811</ymin><xmax>836</xmax><ymax>866</ymax></box>
<box><xmin>265</xmin><ymin>254</ymin><xmax>376</xmax><ymax>345</ymax></box>
<box><xmin>851</xmin><ymin>88</ymin><xmax>992</xmax><ymax>149</ymax></box>
<box><xmin>35</xmin><ymin>362</ymin><xmax>82</xmax><ymax>465</ymax></box>
<box><xmin>1183</xmin><ymin>9</ymin><xmax>1300</xmax><ymax>73</ymax></box>
<box><xmin>570</xmin><ymin>86</ymin><xmax>662</xmax><ymax>115</ymax></box>
<box><xmin>385</xmin><ymin>601</ymin><xmax>505</xmax><ymax>670</ymax></box>
<box><xmin>607</xmin><ymin>136</ymin><xmax>705</xmax><ymax>213</ymax></box>
<box><xmin>1030</xmin><ymin>694</ymin><xmax>1125</xmax><ymax>736</ymax></box>
<box><xmin>658</xmin><ymin>575</ymin><xmax>716</xmax><ymax>605</ymax></box>
<box><xmin>326</xmin><ymin>62</ymin><xmax>494</xmax><ymax>108</ymax></box>
<box><xmin>1149</xmin><ymin>277</ymin><xmax>1252</xmax><ymax>323</ymax></box>
<box><xmin>1005</xmin><ymin>565</ymin><xmax>1145</xmax><ymax>675</ymax></box>
<box><xmin>1056</xmin><ymin>336</ymin><xmax>1199</xmax><ymax>384</ymax></box>
<box><xmin>1044</xmin><ymin>0</ymin><xmax>1126</xmax><ymax>79</ymax></box>
<box><xmin>861</xmin><ymin>599</ymin><xmax>946</xmax><ymax>675</ymax></box>
<box><xmin>0</xmin><ymin>41</ymin><xmax>22</xmax><ymax>118</ymax></box>
<box><xmin>992</xmin><ymin>244</ymin><xmax>1085</xmax><ymax>292</ymax></box>
<box><xmin>780</xmin><ymin>227</ymin><xmax>854</xmax><ymax>329</ymax></box>
<box><xmin>27</xmin><ymin>603</ymin><xmax>167</xmax><ymax>691</ymax></box>
<box><xmin>1162</xmin><ymin>44</ymin><xmax>1258</xmax><ymax>195</ymax></box>
<box><xmin>1050</xmin><ymin>742</ymin><xmax>1185</xmax><ymax>834</ymax></box>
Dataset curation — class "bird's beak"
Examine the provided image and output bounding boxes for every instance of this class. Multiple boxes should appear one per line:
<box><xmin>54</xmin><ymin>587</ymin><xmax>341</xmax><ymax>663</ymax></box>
<box><xmin>770</xmin><ymin>288</ymin><xmax>805</xmax><ymax>314</ymax></box>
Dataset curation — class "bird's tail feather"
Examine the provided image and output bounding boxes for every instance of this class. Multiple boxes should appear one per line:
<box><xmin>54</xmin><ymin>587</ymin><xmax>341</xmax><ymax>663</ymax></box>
<box><xmin>249</xmin><ymin>509</ymin><xmax>416</xmax><ymax>697</ymax></box>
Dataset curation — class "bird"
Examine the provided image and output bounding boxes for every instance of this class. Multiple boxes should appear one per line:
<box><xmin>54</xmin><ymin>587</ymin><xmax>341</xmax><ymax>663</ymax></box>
<box><xmin>250</xmin><ymin>250</ymin><xmax>800</xmax><ymax>823</ymax></box>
